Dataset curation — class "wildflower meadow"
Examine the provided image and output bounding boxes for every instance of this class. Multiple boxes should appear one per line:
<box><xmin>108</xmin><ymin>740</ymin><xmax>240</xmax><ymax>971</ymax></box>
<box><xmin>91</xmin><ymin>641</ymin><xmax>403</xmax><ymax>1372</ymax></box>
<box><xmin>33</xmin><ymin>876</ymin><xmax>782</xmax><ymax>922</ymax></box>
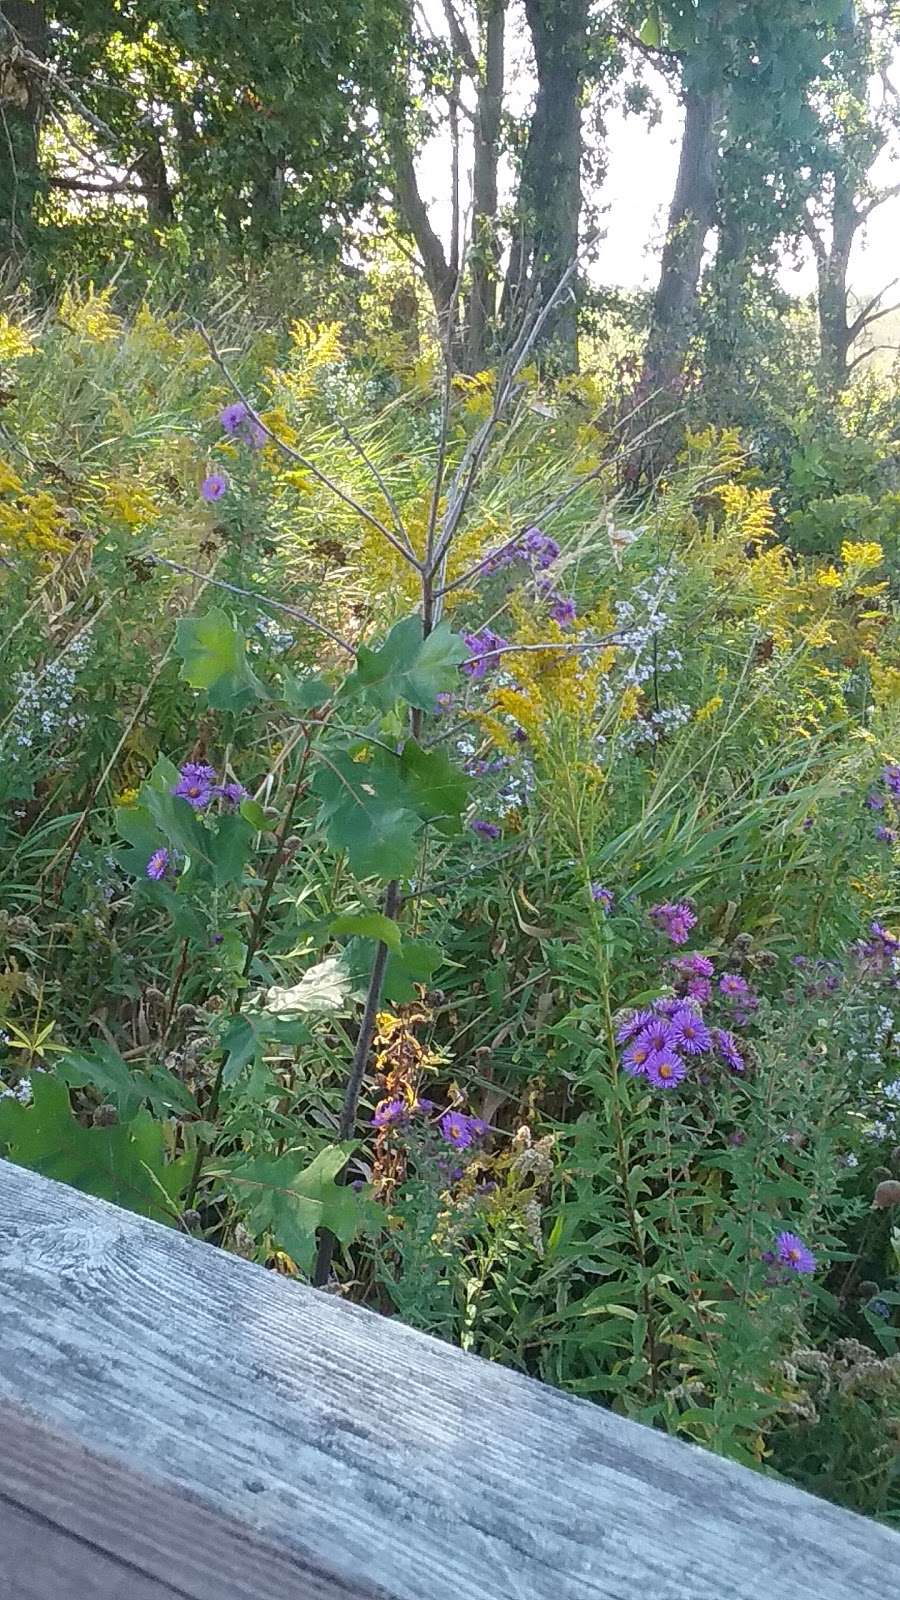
<box><xmin>3</xmin><ymin>0</ymin><xmax>900</xmax><ymax>1539</ymax></box>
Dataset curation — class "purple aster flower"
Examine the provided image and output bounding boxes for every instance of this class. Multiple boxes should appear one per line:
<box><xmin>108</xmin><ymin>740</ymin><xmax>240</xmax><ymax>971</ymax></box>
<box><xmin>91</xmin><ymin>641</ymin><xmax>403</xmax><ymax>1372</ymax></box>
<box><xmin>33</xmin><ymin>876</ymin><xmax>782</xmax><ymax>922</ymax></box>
<box><xmin>649</xmin><ymin>902</ymin><xmax>697</xmax><ymax>945</ymax></box>
<box><xmin>653</xmin><ymin>996</ymin><xmax>684</xmax><ymax>1017</ymax></box>
<box><xmin>215</xmin><ymin>781</ymin><xmax>247</xmax><ymax>806</ymax></box>
<box><xmin>614</xmin><ymin>1008</ymin><xmax>656</xmax><ymax>1044</ymax></box>
<box><xmin>146</xmin><ymin>847</ymin><xmax>170</xmax><ymax>881</ymax></box>
<box><xmin>719</xmin><ymin>972</ymin><xmax>750</xmax><ymax>1000</ymax></box>
<box><xmin>520</xmin><ymin>526</ymin><xmax>560</xmax><ymax>570</ymax></box>
<box><xmin>200</xmin><ymin>471</ymin><xmax>229</xmax><ymax>502</ymax></box>
<box><xmin>548</xmin><ymin>595</ymin><xmax>577</xmax><ymax>626</ymax></box>
<box><xmin>713</xmin><ymin>1028</ymin><xmax>745</xmax><ymax>1073</ymax></box>
<box><xmin>646</xmin><ymin>1052</ymin><xmax>688</xmax><ymax>1090</ymax></box>
<box><xmin>371</xmin><ymin>1097</ymin><xmax>408</xmax><ymax>1129</ymax></box>
<box><xmin>220</xmin><ymin>401</ymin><xmax>249</xmax><ymax>434</ymax></box>
<box><xmin>672</xmin><ymin>952</ymin><xmax>714</xmax><ymax>979</ymax></box>
<box><xmin>876</xmin><ymin>826</ymin><xmax>898</xmax><ymax>845</ymax></box>
<box><xmin>774</xmin><ymin>1230</ymin><xmax>816</xmax><ymax>1275</ymax></box>
<box><xmin>511</xmin><ymin>726</ymin><xmax>529</xmax><ymax>744</ymax></box>
<box><xmin>172</xmin><ymin>762</ymin><xmax>217</xmax><ymax>809</ymax></box>
<box><xmin>470</xmin><ymin>818</ymin><xmax>501</xmax><ymax>840</ymax></box>
<box><xmin>669</xmin><ymin>1007</ymin><xmax>712</xmax><ymax>1055</ymax></box>
<box><xmin>686</xmin><ymin>976</ymin><xmax>712</xmax><ymax>1005</ymax></box>
<box><xmin>622</xmin><ymin>1037</ymin><xmax>654</xmax><ymax>1075</ymax></box>
<box><xmin>439</xmin><ymin>1110</ymin><xmax>488</xmax><ymax>1149</ymax></box>
<box><xmin>866</xmin><ymin>792</ymin><xmax>885</xmax><ymax>811</ymax></box>
<box><xmin>636</xmin><ymin>1019</ymin><xmax>675</xmax><ymax>1055</ymax></box>
<box><xmin>462</xmin><ymin>628</ymin><xmax>509</xmax><ymax>680</ymax></box>
<box><xmin>590</xmin><ymin>883</ymin><xmax>614</xmax><ymax>911</ymax></box>
<box><xmin>882</xmin><ymin>765</ymin><xmax>900</xmax><ymax>796</ymax></box>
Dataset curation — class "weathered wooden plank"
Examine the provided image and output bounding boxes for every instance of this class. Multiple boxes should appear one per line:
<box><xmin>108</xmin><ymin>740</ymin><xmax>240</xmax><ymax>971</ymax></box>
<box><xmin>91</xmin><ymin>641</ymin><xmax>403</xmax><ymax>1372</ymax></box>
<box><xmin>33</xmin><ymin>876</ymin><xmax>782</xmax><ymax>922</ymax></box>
<box><xmin>0</xmin><ymin>1159</ymin><xmax>897</xmax><ymax>1600</ymax></box>
<box><xmin>0</xmin><ymin>1404</ymin><xmax>380</xmax><ymax>1599</ymax></box>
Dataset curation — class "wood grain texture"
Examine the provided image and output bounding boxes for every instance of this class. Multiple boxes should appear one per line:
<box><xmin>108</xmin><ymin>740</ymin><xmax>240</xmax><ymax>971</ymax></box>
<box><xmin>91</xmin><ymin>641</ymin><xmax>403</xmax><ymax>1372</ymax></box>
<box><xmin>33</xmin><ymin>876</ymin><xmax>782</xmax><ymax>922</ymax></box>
<box><xmin>0</xmin><ymin>1159</ymin><xmax>897</xmax><ymax>1600</ymax></box>
<box><xmin>0</xmin><ymin>1404</ymin><xmax>380</xmax><ymax>1599</ymax></box>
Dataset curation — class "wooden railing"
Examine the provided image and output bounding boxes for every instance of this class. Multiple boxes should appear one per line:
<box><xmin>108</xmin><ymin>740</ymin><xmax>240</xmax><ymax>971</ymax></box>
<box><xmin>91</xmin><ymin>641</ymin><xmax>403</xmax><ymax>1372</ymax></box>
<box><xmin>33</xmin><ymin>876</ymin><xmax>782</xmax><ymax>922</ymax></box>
<box><xmin>0</xmin><ymin>1158</ymin><xmax>896</xmax><ymax>1598</ymax></box>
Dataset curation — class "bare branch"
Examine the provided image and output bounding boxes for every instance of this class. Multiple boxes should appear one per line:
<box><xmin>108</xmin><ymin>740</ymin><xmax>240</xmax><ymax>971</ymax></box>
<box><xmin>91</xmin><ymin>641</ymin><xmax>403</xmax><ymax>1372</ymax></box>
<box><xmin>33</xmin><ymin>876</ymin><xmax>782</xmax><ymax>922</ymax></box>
<box><xmin>0</xmin><ymin>10</ymin><xmax>119</xmax><ymax>146</ymax></box>
<box><xmin>847</xmin><ymin>341</ymin><xmax>899</xmax><ymax>375</ymax></box>
<box><xmin>47</xmin><ymin>174</ymin><xmax>144</xmax><ymax>197</ymax></box>
<box><xmin>195</xmin><ymin>324</ymin><xmax>422</xmax><ymax>571</ymax></box>
<box><xmin>428</xmin><ymin>239</ymin><xmax>596</xmax><ymax>595</ymax></box>
<box><xmin>440</xmin><ymin>0</ymin><xmax>478</xmax><ymax>73</ymax></box>
<box><xmin>858</xmin><ymin>179</ymin><xmax>900</xmax><ymax>222</ymax></box>
<box><xmin>146</xmin><ymin>553</ymin><xmax>356</xmax><ymax>655</ymax></box>
<box><xmin>847</xmin><ymin>276</ymin><xmax>900</xmax><ymax>341</ymax></box>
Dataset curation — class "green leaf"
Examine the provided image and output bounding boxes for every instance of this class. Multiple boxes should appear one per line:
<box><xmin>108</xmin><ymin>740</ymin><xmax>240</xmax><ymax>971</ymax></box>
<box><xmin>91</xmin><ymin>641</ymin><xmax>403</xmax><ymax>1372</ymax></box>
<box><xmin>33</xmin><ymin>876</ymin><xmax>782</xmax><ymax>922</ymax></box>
<box><xmin>115</xmin><ymin>803</ymin><xmax>165</xmax><ymax>878</ymax></box>
<box><xmin>174</xmin><ymin>607</ymin><xmax>268</xmax><ymax>710</ymax></box>
<box><xmin>283</xmin><ymin>671</ymin><xmax>331</xmax><ymax>710</ymax></box>
<box><xmin>210</xmin><ymin>811</ymin><xmax>255</xmax><ymax>886</ymax></box>
<box><xmin>312</xmin><ymin>747</ymin><xmax>422</xmax><ymax>877</ymax></box>
<box><xmin>344</xmin><ymin>616</ymin><xmax>467</xmax><ymax>712</ymax></box>
<box><xmin>143</xmin><ymin>786</ymin><xmax>214</xmax><ymax>868</ymax></box>
<box><xmin>56</xmin><ymin>1042</ymin><xmax>143</xmax><ymax>1119</ymax></box>
<box><xmin>329</xmin><ymin>910</ymin><xmax>402</xmax><ymax>951</ymax></box>
<box><xmin>399</xmin><ymin>739</ymin><xmax>469</xmax><ymax>835</ymax></box>
<box><xmin>56</xmin><ymin>1044</ymin><xmax>196</xmax><ymax>1120</ymax></box>
<box><xmin>265</xmin><ymin>953</ymin><xmax>353</xmax><ymax>1015</ymax></box>
<box><xmin>214</xmin><ymin>1143</ymin><xmax>361</xmax><ymax>1273</ymax></box>
<box><xmin>0</xmin><ymin>1075</ymin><xmax>188</xmax><ymax>1222</ymax></box>
<box><xmin>639</xmin><ymin>13</ymin><xmax>660</xmax><ymax>46</ymax></box>
<box><xmin>383</xmin><ymin>938</ymin><xmax>443</xmax><ymax>1003</ymax></box>
<box><xmin>240</xmin><ymin>797</ymin><xmax>267</xmax><ymax>830</ymax></box>
<box><xmin>220</xmin><ymin>1014</ymin><xmax>266</xmax><ymax>1087</ymax></box>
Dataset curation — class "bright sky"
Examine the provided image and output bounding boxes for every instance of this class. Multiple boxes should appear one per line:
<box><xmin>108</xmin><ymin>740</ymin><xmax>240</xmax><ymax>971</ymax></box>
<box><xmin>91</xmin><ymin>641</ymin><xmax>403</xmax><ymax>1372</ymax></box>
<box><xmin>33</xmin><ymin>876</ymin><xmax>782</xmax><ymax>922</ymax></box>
<box><xmin>415</xmin><ymin>6</ymin><xmax>900</xmax><ymax>304</ymax></box>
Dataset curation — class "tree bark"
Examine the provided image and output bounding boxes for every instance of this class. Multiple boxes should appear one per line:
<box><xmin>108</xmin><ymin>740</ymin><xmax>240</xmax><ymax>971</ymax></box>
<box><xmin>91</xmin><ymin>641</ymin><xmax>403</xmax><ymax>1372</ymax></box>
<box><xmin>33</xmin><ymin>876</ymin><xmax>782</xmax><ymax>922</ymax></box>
<box><xmin>466</xmin><ymin>0</ymin><xmax>505</xmax><ymax>371</ymax></box>
<box><xmin>639</xmin><ymin>84</ymin><xmax>723</xmax><ymax>404</ymax></box>
<box><xmin>0</xmin><ymin>1</ymin><xmax>47</xmax><ymax>272</ymax></box>
<box><xmin>389</xmin><ymin>122</ymin><xmax>457</xmax><ymax>333</ymax></box>
<box><xmin>501</xmin><ymin>0</ymin><xmax>588</xmax><ymax>371</ymax></box>
<box><xmin>815</xmin><ymin>173</ymin><xmax>856</xmax><ymax>389</ymax></box>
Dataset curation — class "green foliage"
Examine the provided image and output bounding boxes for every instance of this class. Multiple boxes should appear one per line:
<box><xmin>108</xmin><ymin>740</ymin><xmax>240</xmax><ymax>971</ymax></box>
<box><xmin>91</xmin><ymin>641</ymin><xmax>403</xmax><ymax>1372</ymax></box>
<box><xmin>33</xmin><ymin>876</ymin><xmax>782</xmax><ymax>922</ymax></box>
<box><xmin>2</xmin><ymin>296</ymin><xmax>900</xmax><ymax>1528</ymax></box>
<box><xmin>0</xmin><ymin>1075</ymin><xmax>189</xmax><ymax>1222</ymax></box>
<box><xmin>175</xmin><ymin>608</ymin><xmax>268</xmax><ymax>710</ymax></box>
<box><xmin>213</xmin><ymin>1144</ymin><xmax>361</xmax><ymax>1273</ymax></box>
<box><xmin>345</xmin><ymin>616</ymin><xmax>468</xmax><ymax>713</ymax></box>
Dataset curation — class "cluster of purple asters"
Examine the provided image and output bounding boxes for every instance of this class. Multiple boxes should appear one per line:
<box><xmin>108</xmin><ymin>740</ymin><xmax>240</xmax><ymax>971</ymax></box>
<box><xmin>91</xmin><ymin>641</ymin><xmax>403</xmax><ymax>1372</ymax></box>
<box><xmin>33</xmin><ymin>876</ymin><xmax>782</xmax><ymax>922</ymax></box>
<box><xmin>462</xmin><ymin>627</ymin><xmax>509</xmax><ymax>680</ymax></box>
<box><xmin>171</xmin><ymin>761</ymin><xmax>247</xmax><ymax>812</ymax></box>
<box><xmin>853</xmin><ymin>921</ymin><xmax>900</xmax><ymax>981</ymax></box>
<box><xmin>440</xmin><ymin>1110</ymin><xmax>489</xmax><ymax>1149</ymax></box>
<box><xmin>480</xmin><ymin>525</ymin><xmax>560</xmax><ymax>577</ymax></box>
<box><xmin>219</xmin><ymin>400</ymin><xmax>266</xmax><ymax>450</ymax></box>
<box><xmin>617</xmin><ymin>997</ymin><xmax>743</xmax><ymax>1091</ymax></box>
<box><xmin>763</xmin><ymin>1229</ymin><xmax>816</xmax><ymax>1278</ymax></box>
<box><xmin>591</xmin><ymin>883</ymin><xmax>614</xmax><ymax>912</ymax></box>
<box><xmin>371</xmin><ymin>1095</ymin><xmax>434</xmax><ymax>1130</ymax></box>
<box><xmin>470</xmin><ymin>817</ymin><xmax>501</xmax><ymax>841</ymax></box>
<box><xmin>649</xmin><ymin>901</ymin><xmax>698</xmax><ymax>946</ymax></box>
<box><xmin>865</xmin><ymin>765</ymin><xmax>900</xmax><ymax>846</ymax></box>
<box><xmin>616</xmin><ymin>942</ymin><xmax>752</xmax><ymax>1091</ymax></box>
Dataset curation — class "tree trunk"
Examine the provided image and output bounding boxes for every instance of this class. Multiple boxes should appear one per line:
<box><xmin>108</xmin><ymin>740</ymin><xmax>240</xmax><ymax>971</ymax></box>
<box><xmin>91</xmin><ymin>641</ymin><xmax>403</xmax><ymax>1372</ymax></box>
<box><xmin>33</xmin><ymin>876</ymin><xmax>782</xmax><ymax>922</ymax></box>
<box><xmin>466</xmin><ymin>0</ymin><xmax>505</xmax><ymax>371</ymax></box>
<box><xmin>136</xmin><ymin>124</ymin><xmax>175</xmax><ymax>231</ymax></box>
<box><xmin>501</xmin><ymin>0</ymin><xmax>588</xmax><ymax>371</ymax></box>
<box><xmin>701</xmin><ymin>174</ymin><xmax>750</xmax><ymax>420</ymax></box>
<box><xmin>0</xmin><ymin>1</ymin><xmax>46</xmax><ymax>272</ymax></box>
<box><xmin>389</xmin><ymin>122</ymin><xmax>457</xmax><ymax>335</ymax></box>
<box><xmin>816</xmin><ymin>173</ymin><xmax>856</xmax><ymax>389</ymax></box>
<box><xmin>639</xmin><ymin>85</ymin><xmax>723</xmax><ymax>404</ymax></box>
